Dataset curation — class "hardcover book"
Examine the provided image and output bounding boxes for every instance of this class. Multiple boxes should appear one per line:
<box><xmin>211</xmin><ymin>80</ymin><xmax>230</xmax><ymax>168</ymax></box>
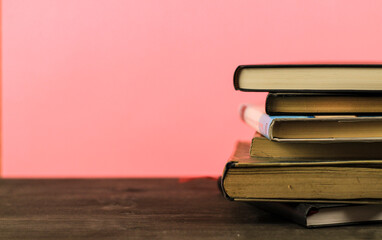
<box><xmin>234</xmin><ymin>64</ymin><xmax>382</xmax><ymax>92</ymax></box>
<box><xmin>221</xmin><ymin>142</ymin><xmax>382</xmax><ymax>203</ymax></box>
<box><xmin>252</xmin><ymin>202</ymin><xmax>382</xmax><ymax>228</ymax></box>
<box><xmin>241</xmin><ymin>104</ymin><xmax>382</xmax><ymax>142</ymax></box>
<box><xmin>250</xmin><ymin>133</ymin><xmax>382</xmax><ymax>160</ymax></box>
<box><xmin>218</xmin><ymin>176</ymin><xmax>382</xmax><ymax>227</ymax></box>
<box><xmin>265</xmin><ymin>93</ymin><xmax>382</xmax><ymax>115</ymax></box>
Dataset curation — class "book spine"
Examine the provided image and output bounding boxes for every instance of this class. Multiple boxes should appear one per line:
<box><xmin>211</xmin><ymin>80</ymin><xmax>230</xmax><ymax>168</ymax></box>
<box><xmin>233</xmin><ymin>65</ymin><xmax>244</xmax><ymax>90</ymax></box>
<box><xmin>265</xmin><ymin>93</ymin><xmax>274</xmax><ymax>115</ymax></box>
<box><xmin>219</xmin><ymin>162</ymin><xmax>237</xmax><ymax>201</ymax></box>
<box><xmin>252</xmin><ymin>202</ymin><xmax>307</xmax><ymax>227</ymax></box>
<box><xmin>240</xmin><ymin>104</ymin><xmax>273</xmax><ymax>140</ymax></box>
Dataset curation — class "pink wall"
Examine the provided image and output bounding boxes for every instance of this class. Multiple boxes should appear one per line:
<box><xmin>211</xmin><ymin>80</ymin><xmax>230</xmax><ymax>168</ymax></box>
<box><xmin>3</xmin><ymin>0</ymin><xmax>382</xmax><ymax>177</ymax></box>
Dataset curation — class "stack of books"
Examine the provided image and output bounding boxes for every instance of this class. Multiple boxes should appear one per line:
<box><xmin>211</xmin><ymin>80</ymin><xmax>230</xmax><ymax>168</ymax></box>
<box><xmin>220</xmin><ymin>64</ymin><xmax>382</xmax><ymax>227</ymax></box>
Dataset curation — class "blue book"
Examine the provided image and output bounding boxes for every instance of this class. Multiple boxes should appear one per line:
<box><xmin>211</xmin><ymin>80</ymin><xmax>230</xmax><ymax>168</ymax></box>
<box><xmin>240</xmin><ymin>104</ymin><xmax>382</xmax><ymax>142</ymax></box>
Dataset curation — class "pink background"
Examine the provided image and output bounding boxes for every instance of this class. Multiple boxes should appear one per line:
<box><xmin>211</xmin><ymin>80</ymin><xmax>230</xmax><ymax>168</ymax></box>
<box><xmin>3</xmin><ymin>0</ymin><xmax>382</xmax><ymax>177</ymax></box>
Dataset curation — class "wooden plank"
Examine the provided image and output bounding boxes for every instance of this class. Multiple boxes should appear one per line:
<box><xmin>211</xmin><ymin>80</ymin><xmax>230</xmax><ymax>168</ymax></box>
<box><xmin>0</xmin><ymin>178</ymin><xmax>381</xmax><ymax>239</ymax></box>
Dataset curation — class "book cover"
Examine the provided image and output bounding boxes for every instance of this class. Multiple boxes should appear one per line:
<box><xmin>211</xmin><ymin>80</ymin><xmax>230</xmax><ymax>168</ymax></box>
<box><xmin>240</xmin><ymin>104</ymin><xmax>382</xmax><ymax>142</ymax></box>
<box><xmin>218</xmin><ymin>176</ymin><xmax>382</xmax><ymax>228</ymax></box>
<box><xmin>250</xmin><ymin>134</ymin><xmax>382</xmax><ymax>160</ymax></box>
<box><xmin>221</xmin><ymin>142</ymin><xmax>382</xmax><ymax>203</ymax></box>
<box><xmin>265</xmin><ymin>93</ymin><xmax>382</xmax><ymax>115</ymax></box>
<box><xmin>252</xmin><ymin>202</ymin><xmax>382</xmax><ymax>228</ymax></box>
<box><xmin>234</xmin><ymin>64</ymin><xmax>382</xmax><ymax>92</ymax></box>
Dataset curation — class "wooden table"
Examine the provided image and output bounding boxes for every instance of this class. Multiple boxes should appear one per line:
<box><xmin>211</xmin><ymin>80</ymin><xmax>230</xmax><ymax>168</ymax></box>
<box><xmin>0</xmin><ymin>178</ymin><xmax>381</xmax><ymax>239</ymax></box>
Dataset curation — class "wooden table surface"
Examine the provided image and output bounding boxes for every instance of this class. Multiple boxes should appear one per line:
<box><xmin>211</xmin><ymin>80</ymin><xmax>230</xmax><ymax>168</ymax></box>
<box><xmin>0</xmin><ymin>178</ymin><xmax>381</xmax><ymax>240</ymax></box>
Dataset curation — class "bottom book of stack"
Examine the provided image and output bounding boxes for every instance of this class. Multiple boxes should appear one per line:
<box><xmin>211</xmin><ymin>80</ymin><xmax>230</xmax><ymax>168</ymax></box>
<box><xmin>252</xmin><ymin>202</ymin><xmax>382</xmax><ymax>228</ymax></box>
<box><xmin>220</xmin><ymin>142</ymin><xmax>382</xmax><ymax>227</ymax></box>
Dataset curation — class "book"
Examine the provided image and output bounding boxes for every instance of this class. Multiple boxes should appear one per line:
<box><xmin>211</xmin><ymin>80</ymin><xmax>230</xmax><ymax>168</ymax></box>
<box><xmin>240</xmin><ymin>104</ymin><xmax>382</xmax><ymax>142</ymax></box>
<box><xmin>265</xmin><ymin>93</ymin><xmax>382</xmax><ymax>115</ymax></box>
<box><xmin>234</xmin><ymin>64</ymin><xmax>382</xmax><ymax>92</ymax></box>
<box><xmin>217</xmin><ymin>176</ymin><xmax>382</xmax><ymax>227</ymax></box>
<box><xmin>252</xmin><ymin>202</ymin><xmax>382</xmax><ymax>228</ymax></box>
<box><xmin>250</xmin><ymin>133</ymin><xmax>382</xmax><ymax>160</ymax></box>
<box><xmin>221</xmin><ymin>141</ymin><xmax>382</xmax><ymax>203</ymax></box>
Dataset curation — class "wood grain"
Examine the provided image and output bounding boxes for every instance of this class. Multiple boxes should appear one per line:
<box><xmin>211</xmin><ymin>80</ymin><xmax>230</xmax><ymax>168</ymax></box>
<box><xmin>0</xmin><ymin>178</ymin><xmax>381</xmax><ymax>239</ymax></box>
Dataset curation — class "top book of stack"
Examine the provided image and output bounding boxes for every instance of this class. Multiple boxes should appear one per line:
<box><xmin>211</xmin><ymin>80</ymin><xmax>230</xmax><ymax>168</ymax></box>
<box><xmin>234</xmin><ymin>64</ymin><xmax>382</xmax><ymax>92</ymax></box>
